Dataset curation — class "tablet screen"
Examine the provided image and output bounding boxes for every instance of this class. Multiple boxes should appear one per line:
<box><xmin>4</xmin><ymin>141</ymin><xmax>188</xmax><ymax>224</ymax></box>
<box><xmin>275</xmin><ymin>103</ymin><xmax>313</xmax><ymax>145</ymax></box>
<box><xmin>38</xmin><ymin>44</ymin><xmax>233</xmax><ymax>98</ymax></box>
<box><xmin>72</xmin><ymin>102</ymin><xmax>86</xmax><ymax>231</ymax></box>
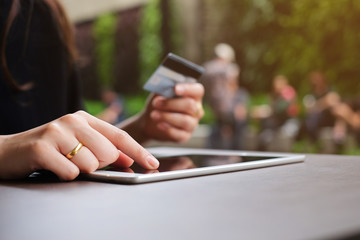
<box><xmin>105</xmin><ymin>155</ymin><xmax>278</xmax><ymax>174</ymax></box>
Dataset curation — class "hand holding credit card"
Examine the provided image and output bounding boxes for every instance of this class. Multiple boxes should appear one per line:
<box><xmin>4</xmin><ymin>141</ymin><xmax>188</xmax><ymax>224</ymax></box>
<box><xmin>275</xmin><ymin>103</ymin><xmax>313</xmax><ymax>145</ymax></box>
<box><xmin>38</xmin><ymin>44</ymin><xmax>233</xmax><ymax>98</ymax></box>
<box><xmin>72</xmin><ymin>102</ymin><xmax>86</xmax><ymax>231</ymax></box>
<box><xmin>143</xmin><ymin>53</ymin><xmax>204</xmax><ymax>98</ymax></box>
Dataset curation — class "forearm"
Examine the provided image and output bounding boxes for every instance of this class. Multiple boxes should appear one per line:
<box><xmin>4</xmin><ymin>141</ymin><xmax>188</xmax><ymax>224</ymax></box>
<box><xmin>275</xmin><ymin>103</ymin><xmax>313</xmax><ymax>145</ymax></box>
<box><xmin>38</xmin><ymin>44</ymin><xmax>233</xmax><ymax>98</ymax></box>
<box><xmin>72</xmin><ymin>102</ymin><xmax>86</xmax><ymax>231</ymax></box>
<box><xmin>337</xmin><ymin>112</ymin><xmax>360</xmax><ymax>131</ymax></box>
<box><xmin>0</xmin><ymin>135</ymin><xmax>6</xmax><ymax>175</ymax></box>
<box><xmin>349</xmin><ymin>113</ymin><xmax>360</xmax><ymax>130</ymax></box>
<box><xmin>0</xmin><ymin>133</ymin><xmax>38</xmax><ymax>180</ymax></box>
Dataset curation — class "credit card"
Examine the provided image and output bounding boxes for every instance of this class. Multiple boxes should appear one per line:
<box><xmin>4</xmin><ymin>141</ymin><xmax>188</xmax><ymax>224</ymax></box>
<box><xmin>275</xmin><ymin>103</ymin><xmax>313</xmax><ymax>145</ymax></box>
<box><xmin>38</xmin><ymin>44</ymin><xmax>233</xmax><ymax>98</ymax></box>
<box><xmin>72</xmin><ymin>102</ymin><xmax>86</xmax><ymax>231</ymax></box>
<box><xmin>143</xmin><ymin>53</ymin><xmax>204</xmax><ymax>98</ymax></box>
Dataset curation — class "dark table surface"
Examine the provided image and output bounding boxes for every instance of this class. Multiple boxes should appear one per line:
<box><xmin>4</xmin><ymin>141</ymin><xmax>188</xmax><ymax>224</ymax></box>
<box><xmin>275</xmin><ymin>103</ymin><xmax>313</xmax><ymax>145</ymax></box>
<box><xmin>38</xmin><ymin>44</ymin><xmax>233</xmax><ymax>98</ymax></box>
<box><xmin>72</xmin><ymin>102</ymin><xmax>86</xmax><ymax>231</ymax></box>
<box><xmin>1</xmin><ymin>149</ymin><xmax>360</xmax><ymax>240</ymax></box>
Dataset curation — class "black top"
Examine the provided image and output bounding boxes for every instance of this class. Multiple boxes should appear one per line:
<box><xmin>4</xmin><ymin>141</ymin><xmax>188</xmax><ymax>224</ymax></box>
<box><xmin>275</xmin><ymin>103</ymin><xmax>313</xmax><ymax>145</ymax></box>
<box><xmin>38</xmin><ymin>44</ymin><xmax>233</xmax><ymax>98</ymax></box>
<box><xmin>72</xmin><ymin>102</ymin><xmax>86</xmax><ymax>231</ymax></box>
<box><xmin>0</xmin><ymin>0</ymin><xmax>84</xmax><ymax>134</ymax></box>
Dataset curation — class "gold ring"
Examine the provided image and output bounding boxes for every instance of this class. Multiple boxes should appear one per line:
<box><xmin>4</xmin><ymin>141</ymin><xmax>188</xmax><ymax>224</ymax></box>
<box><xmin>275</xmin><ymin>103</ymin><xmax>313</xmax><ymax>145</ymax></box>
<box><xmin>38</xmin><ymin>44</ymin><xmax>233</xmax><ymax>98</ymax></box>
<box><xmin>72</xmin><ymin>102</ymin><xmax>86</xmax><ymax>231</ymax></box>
<box><xmin>66</xmin><ymin>142</ymin><xmax>83</xmax><ymax>159</ymax></box>
<box><xmin>194</xmin><ymin>102</ymin><xmax>203</xmax><ymax>118</ymax></box>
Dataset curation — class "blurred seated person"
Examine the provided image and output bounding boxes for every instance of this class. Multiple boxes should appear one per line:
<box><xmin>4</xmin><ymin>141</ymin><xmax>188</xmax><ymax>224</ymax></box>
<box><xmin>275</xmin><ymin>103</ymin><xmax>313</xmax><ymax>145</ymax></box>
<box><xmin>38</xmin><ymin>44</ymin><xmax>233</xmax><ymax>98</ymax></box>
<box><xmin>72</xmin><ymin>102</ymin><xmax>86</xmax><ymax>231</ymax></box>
<box><xmin>97</xmin><ymin>89</ymin><xmax>126</xmax><ymax>125</ymax></box>
<box><xmin>205</xmin><ymin>63</ymin><xmax>249</xmax><ymax>150</ymax></box>
<box><xmin>252</xmin><ymin>75</ymin><xmax>299</xmax><ymax>151</ymax></box>
<box><xmin>297</xmin><ymin>71</ymin><xmax>344</xmax><ymax>145</ymax></box>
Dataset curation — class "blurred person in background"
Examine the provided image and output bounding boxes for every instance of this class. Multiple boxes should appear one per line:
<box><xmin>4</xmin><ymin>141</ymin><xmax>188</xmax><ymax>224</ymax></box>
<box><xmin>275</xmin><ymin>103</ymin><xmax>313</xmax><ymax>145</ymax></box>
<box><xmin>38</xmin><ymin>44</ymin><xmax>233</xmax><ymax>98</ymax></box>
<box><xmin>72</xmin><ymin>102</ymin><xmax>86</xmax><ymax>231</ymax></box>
<box><xmin>201</xmin><ymin>43</ymin><xmax>249</xmax><ymax>149</ymax></box>
<box><xmin>97</xmin><ymin>88</ymin><xmax>126</xmax><ymax>125</ymax></box>
<box><xmin>252</xmin><ymin>75</ymin><xmax>299</xmax><ymax>151</ymax></box>
<box><xmin>201</xmin><ymin>43</ymin><xmax>235</xmax><ymax>106</ymax></box>
<box><xmin>297</xmin><ymin>71</ymin><xmax>345</xmax><ymax>149</ymax></box>
<box><xmin>0</xmin><ymin>0</ymin><xmax>204</xmax><ymax>180</ymax></box>
<box><xmin>221</xmin><ymin>63</ymin><xmax>249</xmax><ymax>149</ymax></box>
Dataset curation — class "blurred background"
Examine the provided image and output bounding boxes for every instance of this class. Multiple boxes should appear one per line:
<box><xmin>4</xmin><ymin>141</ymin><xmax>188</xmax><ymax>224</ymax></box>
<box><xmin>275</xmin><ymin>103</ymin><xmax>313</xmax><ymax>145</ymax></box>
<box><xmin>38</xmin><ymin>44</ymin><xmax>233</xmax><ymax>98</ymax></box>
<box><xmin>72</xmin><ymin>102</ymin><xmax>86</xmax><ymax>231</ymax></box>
<box><xmin>61</xmin><ymin>0</ymin><xmax>360</xmax><ymax>154</ymax></box>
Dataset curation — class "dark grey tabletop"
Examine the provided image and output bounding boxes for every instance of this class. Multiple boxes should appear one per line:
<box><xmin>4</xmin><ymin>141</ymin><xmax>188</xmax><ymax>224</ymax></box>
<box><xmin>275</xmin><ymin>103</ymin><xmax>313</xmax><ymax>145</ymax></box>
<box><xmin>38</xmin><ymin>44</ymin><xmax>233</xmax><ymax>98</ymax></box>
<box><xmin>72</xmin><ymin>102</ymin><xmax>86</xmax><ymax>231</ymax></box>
<box><xmin>1</xmin><ymin>149</ymin><xmax>360</xmax><ymax>240</ymax></box>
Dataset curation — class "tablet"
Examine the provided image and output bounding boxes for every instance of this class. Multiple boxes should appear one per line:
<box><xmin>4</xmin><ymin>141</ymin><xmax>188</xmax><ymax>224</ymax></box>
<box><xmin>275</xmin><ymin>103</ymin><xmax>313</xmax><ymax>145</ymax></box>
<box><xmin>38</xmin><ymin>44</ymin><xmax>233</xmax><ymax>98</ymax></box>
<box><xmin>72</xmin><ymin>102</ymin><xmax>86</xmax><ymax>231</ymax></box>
<box><xmin>82</xmin><ymin>147</ymin><xmax>305</xmax><ymax>184</ymax></box>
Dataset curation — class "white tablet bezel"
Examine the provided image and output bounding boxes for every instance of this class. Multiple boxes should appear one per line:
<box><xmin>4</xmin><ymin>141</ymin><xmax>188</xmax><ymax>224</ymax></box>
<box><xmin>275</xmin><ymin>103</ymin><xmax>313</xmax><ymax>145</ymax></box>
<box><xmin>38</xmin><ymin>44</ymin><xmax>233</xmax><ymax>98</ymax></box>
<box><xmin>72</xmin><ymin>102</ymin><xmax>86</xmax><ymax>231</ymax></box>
<box><xmin>83</xmin><ymin>147</ymin><xmax>305</xmax><ymax>184</ymax></box>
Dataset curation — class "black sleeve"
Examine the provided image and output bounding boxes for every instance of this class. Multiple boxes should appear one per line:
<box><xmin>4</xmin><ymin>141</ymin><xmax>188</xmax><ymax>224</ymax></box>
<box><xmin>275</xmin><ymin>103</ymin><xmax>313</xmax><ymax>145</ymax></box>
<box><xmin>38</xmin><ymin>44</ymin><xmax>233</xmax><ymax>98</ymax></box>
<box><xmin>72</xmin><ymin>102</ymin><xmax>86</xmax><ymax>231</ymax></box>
<box><xmin>0</xmin><ymin>0</ymin><xmax>84</xmax><ymax>134</ymax></box>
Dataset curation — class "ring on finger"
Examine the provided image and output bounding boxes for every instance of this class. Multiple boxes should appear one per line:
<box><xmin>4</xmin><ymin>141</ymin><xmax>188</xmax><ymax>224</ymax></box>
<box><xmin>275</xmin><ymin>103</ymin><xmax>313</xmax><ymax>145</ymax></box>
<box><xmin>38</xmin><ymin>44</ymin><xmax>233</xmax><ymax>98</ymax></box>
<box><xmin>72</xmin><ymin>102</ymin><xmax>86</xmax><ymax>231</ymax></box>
<box><xmin>194</xmin><ymin>102</ymin><xmax>203</xmax><ymax>118</ymax></box>
<box><xmin>65</xmin><ymin>142</ymin><xmax>84</xmax><ymax>160</ymax></box>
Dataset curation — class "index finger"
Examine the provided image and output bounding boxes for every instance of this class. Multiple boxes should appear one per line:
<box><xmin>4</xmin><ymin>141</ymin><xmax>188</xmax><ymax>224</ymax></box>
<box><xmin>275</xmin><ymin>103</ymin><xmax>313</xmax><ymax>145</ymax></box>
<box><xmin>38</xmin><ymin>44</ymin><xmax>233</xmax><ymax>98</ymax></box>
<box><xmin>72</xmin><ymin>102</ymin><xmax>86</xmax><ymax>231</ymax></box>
<box><xmin>175</xmin><ymin>83</ymin><xmax>204</xmax><ymax>100</ymax></box>
<box><xmin>75</xmin><ymin>111</ymin><xmax>159</xmax><ymax>169</ymax></box>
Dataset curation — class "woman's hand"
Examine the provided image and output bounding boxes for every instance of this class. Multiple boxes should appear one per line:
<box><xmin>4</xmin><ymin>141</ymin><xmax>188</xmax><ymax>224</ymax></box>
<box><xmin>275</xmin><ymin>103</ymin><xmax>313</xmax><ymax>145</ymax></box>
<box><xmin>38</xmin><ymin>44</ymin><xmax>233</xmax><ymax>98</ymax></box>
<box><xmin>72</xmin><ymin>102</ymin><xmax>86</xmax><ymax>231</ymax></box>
<box><xmin>144</xmin><ymin>83</ymin><xmax>205</xmax><ymax>142</ymax></box>
<box><xmin>120</xmin><ymin>83</ymin><xmax>205</xmax><ymax>144</ymax></box>
<box><xmin>0</xmin><ymin>111</ymin><xmax>159</xmax><ymax>180</ymax></box>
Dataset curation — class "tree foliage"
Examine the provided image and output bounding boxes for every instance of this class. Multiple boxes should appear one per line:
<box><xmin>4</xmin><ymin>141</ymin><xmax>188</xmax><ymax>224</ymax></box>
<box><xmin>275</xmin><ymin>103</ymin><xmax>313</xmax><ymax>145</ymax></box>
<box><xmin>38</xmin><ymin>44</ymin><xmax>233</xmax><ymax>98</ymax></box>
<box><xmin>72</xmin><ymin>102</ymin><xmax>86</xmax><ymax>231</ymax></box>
<box><xmin>138</xmin><ymin>0</ymin><xmax>163</xmax><ymax>85</ymax></box>
<box><xmin>93</xmin><ymin>13</ymin><xmax>117</xmax><ymax>87</ymax></box>
<box><xmin>205</xmin><ymin>0</ymin><xmax>360</xmax><ymax>97</ymax></box>
<box><xmin>138</xmin><ymin>0</ymin><xmax>184</xmax><ymax>85</ymax></box>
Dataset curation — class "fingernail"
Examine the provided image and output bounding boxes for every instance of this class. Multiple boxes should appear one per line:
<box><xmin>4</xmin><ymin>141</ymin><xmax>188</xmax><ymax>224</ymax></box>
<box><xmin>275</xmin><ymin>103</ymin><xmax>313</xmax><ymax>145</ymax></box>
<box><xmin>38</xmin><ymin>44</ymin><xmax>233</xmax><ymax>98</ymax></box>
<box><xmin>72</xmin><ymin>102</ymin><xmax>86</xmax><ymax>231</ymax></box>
<box><xmin>176</xmin><ymin>85</ymin><xmax>185</xmax><ymax>95</ymax></box>
<box><xmin>151</xmin><ymin>111</ymin><xmax>161</xmax><ymax>120</ymax></box>
<box><xmin>146</xmin><ymin>156</ymin><xmax>159</xmax><ymax>169</ymax></box>
<box><xmin>158</xmin><ymin>122</ymin><xmax>169</xmax><ymax>131</ymax></box>
<box><xmin>154</xmin><ymin>99</ymin><xmax>164</xmax><ymax>108</ymax></box>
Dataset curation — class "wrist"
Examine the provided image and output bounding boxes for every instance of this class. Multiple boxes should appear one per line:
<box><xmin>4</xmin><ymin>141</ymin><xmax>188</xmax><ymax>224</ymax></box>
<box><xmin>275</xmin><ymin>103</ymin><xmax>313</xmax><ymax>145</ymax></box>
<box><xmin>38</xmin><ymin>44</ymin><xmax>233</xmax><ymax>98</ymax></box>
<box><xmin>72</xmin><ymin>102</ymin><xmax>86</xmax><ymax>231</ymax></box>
<box><xmin>117</xmin><ymin>111</ymin><xmax>151</xmax><ymax>144</ymax></box>
<box><xmin>0</xmin><ymin>135</ymin><xmax>7</xmax><ymax>159</ymax></box>
<box><xmin>0</xmin><ymin>135</ymin><xmax>10</xmax><ymax>179</ymax></box>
